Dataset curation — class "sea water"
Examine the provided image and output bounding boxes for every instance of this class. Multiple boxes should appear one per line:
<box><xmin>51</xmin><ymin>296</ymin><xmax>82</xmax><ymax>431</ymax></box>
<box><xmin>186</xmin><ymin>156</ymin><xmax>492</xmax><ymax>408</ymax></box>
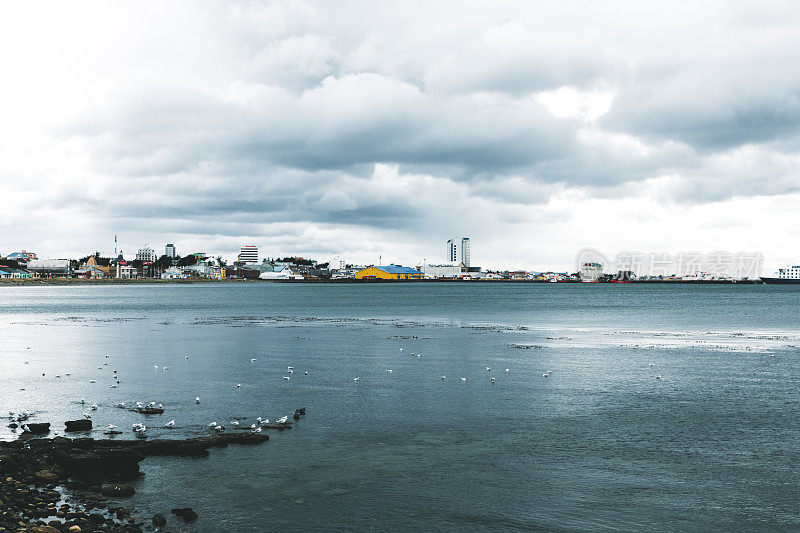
<box><xmin>1</xmin><ymin>283</ymin><xmax>799</xmax><ymax>531</ymax></box>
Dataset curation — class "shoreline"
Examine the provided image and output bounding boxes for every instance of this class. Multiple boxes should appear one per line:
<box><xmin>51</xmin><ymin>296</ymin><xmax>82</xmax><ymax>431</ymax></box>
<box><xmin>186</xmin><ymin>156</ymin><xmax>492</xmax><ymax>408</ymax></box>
<box><xmin>0</xmin><ymin>278</ymin><xmax>769</xmax><ymax>286</ymax></box>
<box><xmin>0</xmin><ymin>410</ymin><xmax>306</xmax><ymax>532</ymax></box>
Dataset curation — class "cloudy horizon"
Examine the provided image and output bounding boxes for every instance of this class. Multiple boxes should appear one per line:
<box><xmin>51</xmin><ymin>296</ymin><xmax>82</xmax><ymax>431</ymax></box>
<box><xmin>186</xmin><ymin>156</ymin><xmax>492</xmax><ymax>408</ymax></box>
<box><xmin>3</xmin><ymin>1</ymin><xmax>800</xmax><ymax>272</ymax></box>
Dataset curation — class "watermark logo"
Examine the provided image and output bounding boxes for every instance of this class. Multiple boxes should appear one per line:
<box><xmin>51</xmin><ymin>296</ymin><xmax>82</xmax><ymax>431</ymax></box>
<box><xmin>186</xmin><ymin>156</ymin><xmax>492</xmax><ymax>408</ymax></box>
<box><xmin>575</xmin><ymin>249</ymin><xmax>763</xmax><ymax>280</ymax></box>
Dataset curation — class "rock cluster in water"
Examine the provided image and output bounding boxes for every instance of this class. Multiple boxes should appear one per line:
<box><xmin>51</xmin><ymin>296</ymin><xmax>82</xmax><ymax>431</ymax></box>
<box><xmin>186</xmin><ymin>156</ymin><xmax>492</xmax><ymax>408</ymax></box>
<box><xmin>0</xmin><ymin>432</ymin><xmax>273</xmax><ymax>532</ymax></box>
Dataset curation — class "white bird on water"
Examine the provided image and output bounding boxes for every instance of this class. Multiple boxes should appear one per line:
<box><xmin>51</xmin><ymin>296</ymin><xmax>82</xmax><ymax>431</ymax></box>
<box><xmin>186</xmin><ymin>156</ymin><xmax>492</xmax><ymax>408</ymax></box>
<box><xmin>353</xmin><ymin>377</ymin><xmax>359</xmax><ymax>382</ymax></box>
<box><xmin>386</xmin><ymin>369</ymin><xmax>393</xmax><ymax>373</ymax></box>
<box><xmin>117</xmin><ymin>402</ymin><xmax>125</xmax><ymax>408</ymax></box>
<box><xmin>491</xmin><ymin>378</ymin><xmax>495</xmax><ymax>384</ymax></box>
<box><xmin>79</xmin><ymin>398</ymin><xmax>86</xmax><ymax>404</ymax></box>
<box><xmin>283</xmin><ymin>376</ymin><xmax>290</xmax><ymax>381</ymax></box>
<box><xmin>460</xmin><ymin>377</ymin><xmax>466</xmax><ymax>382</ymax></box>
<box><xmin>486</xmin><ymin>367</ymin><xmax>491</xmax><ymax>371</ymax></box>
<box><xmin>505</xmin><ymin>369</ymin><xmax>510</xmax><ymax>372</ymax></box>
<box><xmin>232</xmin><ymin>421</ymin><xmax>240</xmax><ymax>427</ymax></box>
<box><xmin>154</xmin><ymin>365</ymin><xmax>158</xmax><ymax>369</ymax></box>
<box><xmin>185</xmin><ymin>355</ymin><xmax>189</xmax><ymax>360</ymax></box>
<box><xmin>277</xmin><ymin>416</ymin><xmax>288</xmax><ymax>424</ymax></box>
<box><xmin>90</xmin><ymin>404</ymin><xmax>98</xmax><ymax>411</ymax></box>
<box><xmin>441</xmin><ymin>376</ymin><xmax>446</xmax><ymax>380</ymax></box>
<box><xmin>195</xmin><ymin>397</ymin><xmax>200</xmax><ymax>404</ymax></box>
<box><xmin>237</xmin><ymin>384</ymin><xmax>241</xmax><ymax>388</ymax></box>
<box><xmin>304</xmin><ymin>371</ymin><xmax>308</xmax><ymax>375</ymax></box>
<box><xmin>165</xmin><ymin>420</ymin><xmax>175</xmax><ymax>427</ymax></box>
<box><xmin>251</xmin><ymin>358</ymin><xmax>257</xmax><ymax>362</ymax></box>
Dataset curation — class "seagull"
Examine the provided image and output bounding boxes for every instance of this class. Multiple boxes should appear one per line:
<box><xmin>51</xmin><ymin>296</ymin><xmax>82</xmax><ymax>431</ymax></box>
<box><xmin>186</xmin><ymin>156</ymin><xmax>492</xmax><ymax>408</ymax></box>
<box><xmin>460</xmin><ymin>377</ymin><xmax>466</xmax><ymax>382</ymax></box>
<box><xmin>163</xmin><ymin>366</ymin><xmax>169</xmax><ymax>371</ymax></box>
<box><xmin>491</xmin><ymin>378</ymin><xmax>495</xmax><ymax>384</ymax></box>
<box><xmin>79</xmin><ymin>398</ymin><xmax>86</xmax><ymax>404</ymax></box>
<box><xmin>486</xmin><ymin>367</ymin><xmax>491</xmax><ymax>371</ymax></box>
<box><xmin>195</xmin><ymin>397</ymin><xmax>200</xmax><ymax>404</ymax></box>
<box><xmin>232</xmin><ymin>421</ymin><xmax>240</xmax><ymax>426</ymax></box>
<box><xmin>505</xmin><ymin>369</ymin><xmax>510</xmax><ymax>372</ymax></box>
<box><xmin>185</xmin><ymin>355</ymin><xmax>189</xmax><ymax>359</ymax></box>
<box><xmin>256</xmin><ymin>417</ymin><xmax>262</xmax><ymax>424</ymax></box>
<box><xmin>83</xmin><ymin>413</ymin><xmax>91</xmax><ymax>420</ymax></box>
<box><xmin>289</xmin><ymin>369</ymin><xmax>294</xmax><ymax>374</ymax></box>
<box><xmin>353</xmin><ymin>377</ymin><xmax>359</xmax><ymax>382</ymax></box>
<box><xmin>105</xmin><ymin>355</ymin><xmax>109</xmax><ymax>358</ymax></box>
<box><xmin>287</xmin><ymin>366</ymin><xmax>294</xmax><ymax>371</ymax></box>
<box><xmin>411</xmin><ymin>352</ymin><xmax>415</xmax><ymax>356</ymax></box>
<box><xmin>277</xmin><ymin>416</ymin><xmax>288</xmax><ymax>424</ymax></box>
<box><xmin>110</xmin><ymin>384</ymin><xmax>117</xmax><ymax>389</ymax></box>
<box><xmin>386</xmin><ymin>369</ymin><xmax>393</xmax><ymax>373</ymax></box>
<box><xmin>655</xmin><ymin>375</ymin><xmax>662</xmax><ymax>380</ymax></box>
<box><xmin>283</xmin><ymin>376</ymin><xmax>290</xmax><ymax>381</ymax></box>
<box><xmin>89</xmin><ymin>380</ymin><xmax>96</xmax><ymax>383</ymax></box>
<box><xmin>237</xmin><ymin>383</ymin><xmax>241</xmax><ymax>388</ymax></box>
<box><xmin>542</xmin><ymin>373</ymin><xmax>550</xmax><ymax>377</ymax></box>
<box><xmin>154</xmin><ymin>365</ymin><xmax>158</xmax><ymax>370</ymax></box>
<box><xmin>165</xmin><ymin>420</ymin><xmax>175</xmax><ymax>427</ymax></box>
<box><xmin>117</xmin><ymin>402</ymin><xmax>125</xmax><ymax>408</ymax></box>
<box><xmin>108</xmin><ymin>424</ymin><xmax>117</xmax><ymax>430</ymax></box>
<box><xmin>441</xmin><ymin>376</ymin><xmax>446</xmax><ymax>380</ymax></box>
<box><xmin>208</xmin><ymin>422</ymin><xmax>218</xmax><ymax>427</ymax></box>
<box><xmin>648</xmin><ymin>363</ymin><xmax>654</xmax><ymax>367</ymax></box>
<box><xmin>251</xmin><ymin>358</ymin><xmax>257</xmax><ymax>362</ymax></box>
<box><xmin>400</xmin><ymin>348</ymin><xmax>403</xmax><ymax>351</ymax></box>
<box><xmin>304</xmin><ymin>371</ymin><xmax>308</xmax><ymax>375</ymax></box>
<box><xmin>252</xmin><ymin>426</ymin><xmax>262</xmax><ymax>433</ymax></box>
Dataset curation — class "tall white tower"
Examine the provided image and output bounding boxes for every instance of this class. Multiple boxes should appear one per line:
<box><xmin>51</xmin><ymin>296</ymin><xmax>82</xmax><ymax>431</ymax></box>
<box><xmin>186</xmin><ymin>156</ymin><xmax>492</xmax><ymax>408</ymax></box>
<box><xmin>446</xmin><ymin>239</ymin><xmax>457</xmax><ymax>262</ymax></box>
<box><xmin>461</xmin><ymin>238</ymin><xmax>470</xmax><ymax>267</ymax></box>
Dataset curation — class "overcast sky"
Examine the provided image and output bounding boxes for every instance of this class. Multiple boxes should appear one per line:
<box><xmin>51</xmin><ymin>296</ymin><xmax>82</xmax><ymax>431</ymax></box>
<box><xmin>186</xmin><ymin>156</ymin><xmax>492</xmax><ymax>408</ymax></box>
<box><xmin>2</xmin><ymin>1</ymin><xmax>800</xmax><ymax>271</ymax></box>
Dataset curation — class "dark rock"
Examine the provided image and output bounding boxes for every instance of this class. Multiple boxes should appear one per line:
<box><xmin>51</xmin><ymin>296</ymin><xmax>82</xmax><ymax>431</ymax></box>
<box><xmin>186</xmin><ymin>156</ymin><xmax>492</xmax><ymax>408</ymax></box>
<box><xmin>22</xmin><ymin>423</ymin><xmax>50</xmax><ymax>434</ymax></box>
<box><xmin>171</xmin><ymin>507</ymin><xmax>198</xmax><ymax>523</ymax></box>
<box><xmin>65</xmin><ymin>420</ymin><xmax>93</xmax><ymax>432</ymax></box>
<box><xmin>101</xmin><ymin>484</ymin><xmax>135</xmax><ymax>497</ymax></box>
<box><xmin>152</xmin><ymin>513</ymin><xmax>167</xmax><ymax>527</ymax></box>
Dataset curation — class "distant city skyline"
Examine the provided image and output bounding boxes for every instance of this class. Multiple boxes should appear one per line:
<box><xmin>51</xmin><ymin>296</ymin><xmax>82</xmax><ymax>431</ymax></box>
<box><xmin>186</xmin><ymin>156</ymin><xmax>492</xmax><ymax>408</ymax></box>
<box><xmin>3</xmin><ymin>2</ymin><xmax>800</xmax><ymax>272</ymax></box>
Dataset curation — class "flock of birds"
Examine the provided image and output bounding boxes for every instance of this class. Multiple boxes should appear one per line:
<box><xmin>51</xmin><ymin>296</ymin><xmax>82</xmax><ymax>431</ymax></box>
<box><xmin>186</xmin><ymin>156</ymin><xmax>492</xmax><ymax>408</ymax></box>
<box><xmin>9</xmin><ymin>336</ymin><xmax>681</xmax><ymax>440</ymax></box>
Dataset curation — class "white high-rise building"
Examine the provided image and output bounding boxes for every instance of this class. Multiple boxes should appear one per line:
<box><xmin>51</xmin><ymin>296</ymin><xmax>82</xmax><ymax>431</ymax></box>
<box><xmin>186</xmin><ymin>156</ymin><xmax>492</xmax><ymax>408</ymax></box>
<box><xmin>165</xmin><ymin>243</ymin><xmax>176</xmax><ymax>258</ymax></box>
<box><xmin>136</xmin><ymin>246</ymin><xmax>157</xmax><ymax>262</ymax></box>
<box><xmin>238</xmin><ymin>245</ymin><xmax>259</xmax><ymax>264</ymax></box>
<box><xmin>446</xmin><ymin>239</ymin><xmax>457</xmax><ymax>262</ymax></box>
<box><xmin>461</xmin><ymin>238</ymin><xmax>471</xmax><ymax>267</ymax></box>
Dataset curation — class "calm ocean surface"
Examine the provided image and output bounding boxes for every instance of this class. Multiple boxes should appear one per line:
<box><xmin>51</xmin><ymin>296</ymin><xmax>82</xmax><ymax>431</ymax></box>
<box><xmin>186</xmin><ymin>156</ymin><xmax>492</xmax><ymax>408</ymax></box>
<box><xmin>2</xmin><ymin>283</ymin><xmax>800</xmax><ymax>531</ymax></box>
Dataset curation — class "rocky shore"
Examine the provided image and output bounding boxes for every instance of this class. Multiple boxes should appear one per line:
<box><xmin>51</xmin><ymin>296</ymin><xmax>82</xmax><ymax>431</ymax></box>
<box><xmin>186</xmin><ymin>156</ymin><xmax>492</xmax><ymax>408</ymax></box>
<box><xmin>0</xmin><ymin>417</ymin><xmax>302</xmax><ymax>532</ymax></box>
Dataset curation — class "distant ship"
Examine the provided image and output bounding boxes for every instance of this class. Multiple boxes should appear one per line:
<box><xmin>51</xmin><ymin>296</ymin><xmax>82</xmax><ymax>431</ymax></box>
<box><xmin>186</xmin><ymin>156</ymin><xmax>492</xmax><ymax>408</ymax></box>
<box><xmin>760</xmin><ymin>265</ymin><xmax>800</xmax><ymax>284</ymax></box>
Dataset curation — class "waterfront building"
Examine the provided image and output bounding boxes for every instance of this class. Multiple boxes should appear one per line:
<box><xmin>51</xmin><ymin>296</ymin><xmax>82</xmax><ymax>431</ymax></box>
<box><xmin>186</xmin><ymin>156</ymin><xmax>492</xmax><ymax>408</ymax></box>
<box><xmin>27</xmin><ymin>259</ymin><xmax>71</xmax><ymax>278</ymax></box>
<box><xmin>580</xmin><ymin>262</ymin><xmax>603</xmax><ymax>282</ymax></box>
<box><xmin>461</xmin><ymin>238</ymin><xmax>471</xmax><ymax>267</ymax></box>
<box><xmin>165</xmin><ymin>244</ymin><xmax>176</xmax><ymax>258</ymax></box>
<box><xmin>238</xmin><ymin>245</ymin><xmax>258</xmax><ymax>264</ymax></box>
<box><xmin>6</xmin><ymin>250</ymin><xmax>37</xmax><ymax>263</ymax></box>
<box><xmin>446</xmin><ymin>239</ymin><xmax>457</xmax><ymax>262</ymax></box>
<box><xmin>355</xmin><ymin>265</ymin><xmax>423</xmax><ymax>280</ymax></box>
<box><xmin>420</xmin><ymin>262</ymin><xmax>466</xmax><ymax>279</ymax></box>
<box><xmin>161</xmin><ymin>266</ymin><xmax>186</xmax><ymax>279</ymax></box>
<box><xmin>136</xmin><ymin>246</ymin><xmax>157</xmax><ymax>262</ymax></box>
